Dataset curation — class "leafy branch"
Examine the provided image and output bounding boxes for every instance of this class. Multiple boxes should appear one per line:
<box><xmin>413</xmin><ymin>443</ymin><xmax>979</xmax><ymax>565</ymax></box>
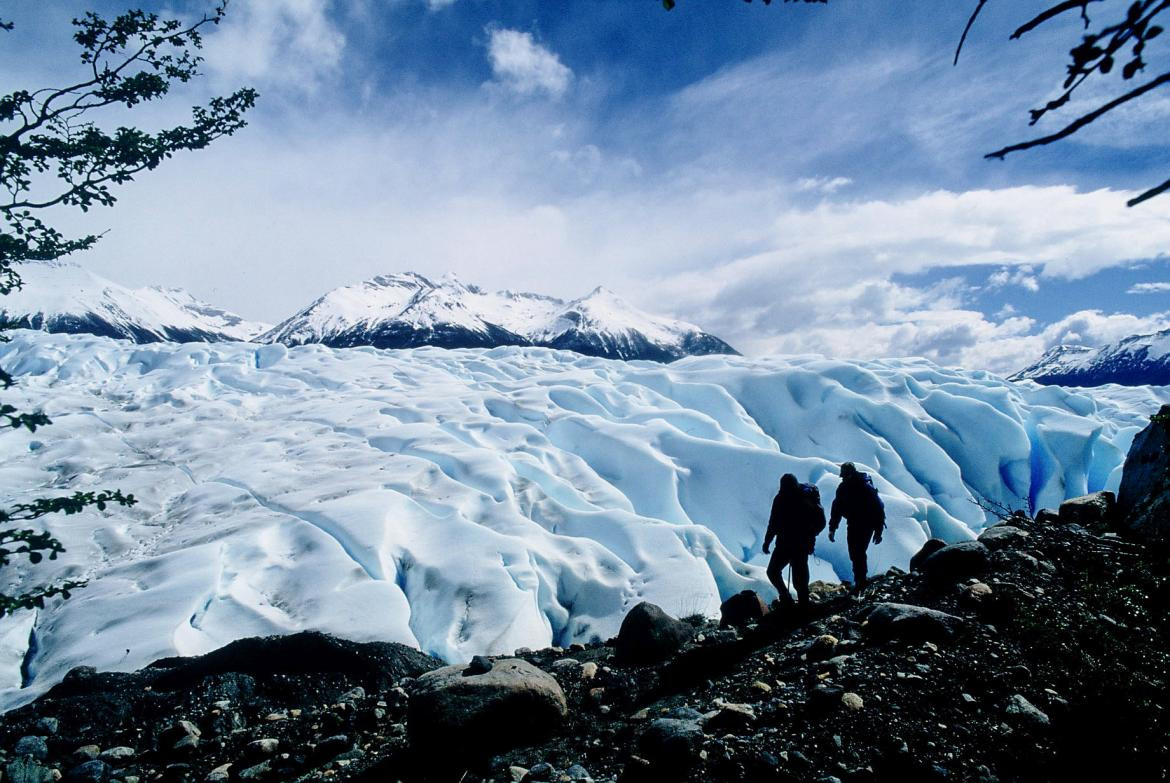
<box><xmin>957</xmin><ymin>0</ymin><xmax>1170</xmax><ymax>206</ymax></box>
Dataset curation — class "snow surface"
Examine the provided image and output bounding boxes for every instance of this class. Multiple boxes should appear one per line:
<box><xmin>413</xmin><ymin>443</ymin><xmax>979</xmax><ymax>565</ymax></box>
<box><xmin>0</xmin><ymin>331</ymin><xmax>1166</xmax><ymax>711</ymax></box>
<box><xmin>0</xmin><ymin>261</ymin><xmax>270</xmax><ymax>342</ymax></box>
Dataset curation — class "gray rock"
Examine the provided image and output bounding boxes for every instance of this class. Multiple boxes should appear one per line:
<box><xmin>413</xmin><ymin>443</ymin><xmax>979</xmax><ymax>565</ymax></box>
<box><xmin>237</xmin><ymin>761</ymin><xmax>271</xmax><ymax>781</ymax></box>
<box><xmin>338</xmin><ymin>686</ymin><xmax>366</xmax><ymax>703</ymax></box>
<box><xmin>172</xmin><ymin>735</ymin><xmax>199</xmax><ymax>754</ymax></box>
<box><xmin>6</xmin><ymin>757</ymin><xmax>55</xmax><ymax>783</ymax></box>
<box><xmin>64</xmin><ymin>760</ymin><xmax>111</xmax><ymax>783</ymax></box>
<box><xmin>14</xmin><ymin>736</ymin><xmax>49</xmax><ymax>760</ymax></box>
<box><xmin>637</xmin><ymin>718</ymin><xmax>704</xmax><ymax>775</ymax></box>
<box><xmin>858</xmin><ymin>602</ymin><xmax>965</xmax><ymax>642</ymax></box>
<box><xmin>205</xmin><ymin>763</ymin><xmax>232</xmax><ymax>782</ymax></box>
<box><xmin>97</xmin><ymin>747</ymin><xmax>135</xmax><ymax>763</ymax></box>
<box><xmin>977</xmin><ymin>525</ymin><xmax>1030</xmax><ymax>549</ymax></box>
<box><xmin>1035</xmin><ymin>508</ymin><xmax>1061</xmax><ymax>524</ymax></box>
<box><xmin>616</xmin><ymin>602</ymin><xmax>694</xmax><ymax>664</ymax></box>
<box><xmin>703</xmin><ymin>701</ymin><xmax>756</xmax><ymax>733</ymax></box>
<box><xmin>33</xmin><ymin>717</ymin><xmax>59</xmax><ymax>736</ymax></box>
<box><xmin>1006</xmin><ymin>694</ymin><xmax>1050</xmax><ymax>728</ymax></box>
<box><xmin>158</xmin><ymin>719</ymin><xmax>201</xmax><ymax>750</ymax></box>
<box><xmin>551</xmin><ymin>658</ymin><xmax>581</xmax><ymax>670</ymax></box>
<box><xmin>922</xmin><ymin>541</ymin><xmax>990</xmax><ymax>586</ymax></box>
<box><xmin>564</xmin><ymin>764</ymin><xmax>592</xmax><ymax>781</ymax></box>
<box><xmin>523</xmin><ymin>763</ymin><xmax>555</xmax><ymax>782</ymax></box>
<box><xmin>245</xmin><ymin>738</ymin><xmax>279</xmax><ymax>758</ymax></box>
<box><xmin>73</xmin><ymin>746</ymin><xmax>100</xmax><ymax>762</ymax></box>
<box><xmin>1060</xmin><ymin>491</ymin><xmax>1117</xmax><ymax>527</ymax></box>
<box><xmin>408</xmin><ymin>658</ymin><xmax>567</xmax><ymax>755</ymax></box>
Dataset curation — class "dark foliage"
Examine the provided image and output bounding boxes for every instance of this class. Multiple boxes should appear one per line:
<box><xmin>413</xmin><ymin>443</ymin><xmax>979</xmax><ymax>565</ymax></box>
<box><xmin>0</xmin><ymin>2</ymin><xmax>255</xmax><ymax>616</ymax></box>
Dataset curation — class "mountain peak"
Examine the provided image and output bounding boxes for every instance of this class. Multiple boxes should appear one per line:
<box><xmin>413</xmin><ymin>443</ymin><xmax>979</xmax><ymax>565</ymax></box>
<box><xmin>259</xmin><ymin>272</ymin><xmax>737</xmax><ymax>361</ymax></box>
<box><xmin>1012</xmin><ymin>331</ymin><xmax>1170</xmax><ymax>386</ymax></box>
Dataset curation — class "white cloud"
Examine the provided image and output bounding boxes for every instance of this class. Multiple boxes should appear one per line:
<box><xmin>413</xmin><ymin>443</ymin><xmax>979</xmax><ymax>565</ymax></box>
<box><xmin>987</xmin><ymin>265</ymin><xmax>1039</xmax><ymax>292</ymax></box>
<box><xmin>1039</xmin><ymin>309</ymin><xmax>1170</xmax><ymax>347</ymax></box>
<box><xmin>202</xmin><ymin>0</ymin><xmax>345</xmax><ymax>91</ymax></box>
<box><xmin>796</xmin><ymin>176</ymin><xmax>853</xmax><ymax>195</ymax></box>
<box><xmin>426</xmin><ymin>0</ymin><xmax>458</xmax><ymax>8</ymax></box>
<box><xmin>486</xmin><ymin>28</ymin><xmax>572</xmax><ymax>98</ymax></box>
<box><xmin>1128</xmin><ymin>282</ymin><xmax>1170</xmax><ymax>294</ymax></box>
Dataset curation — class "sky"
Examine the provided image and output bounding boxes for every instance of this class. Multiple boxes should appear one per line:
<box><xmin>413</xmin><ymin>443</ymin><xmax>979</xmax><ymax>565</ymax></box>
<box><xmin>3</xmin><ymin>0</ymin><xmax>1170</xmax><ymax>374</ymax></box>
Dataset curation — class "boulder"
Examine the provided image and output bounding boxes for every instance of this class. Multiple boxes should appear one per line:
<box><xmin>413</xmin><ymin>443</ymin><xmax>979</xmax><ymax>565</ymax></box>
<box><xmin>921</xmin><ymin>541</ymin><xmax>989</xmax><ymax>586</ymax></box>
<box><xmin>6</xmin><ymin>758</ymin><xmax>55</xmax><ymax>783</ymax></box>
<box><xmin>703</xmin><ymin>701</ymin><xmax>756</xmax><ymax>733</ymax></box>
<box><xmin>977</xmin><ymin>525</ymin><xmax>1030</xmax><ymax>550</ymax></box>
<box><xmin>636</xmin><ymin>718</ymin><xmax>704</xmax><ymax>775</ymax></box>
<box><xmin>909</xmin><ymin>539</ymin><xmax>947</xmax><ymax>572</ymax></box>
<box><xmin>615</xmin><ymin>603</ymin><xmax>693</xmax><ymax>664</ymax></box>
<box><xmin>858</xmin><ymin>602</ymin><xmax>965</xmax><ymax>643</ymax></box>
<box><xmin>13</xmin><ymin>736</ymin><xmax>49</xmax><ymax>760</ymax></box>
<box><xmin>64</xmin><ymin>760</ymin><xmax>111</xmax><ymax>783</ymax></box>
<box><xmin>407</xmin><ymin>658</ymin><xmax>567</xmax><ymax>757</ymax></box>
<box><xmin>1006</xmin><ymin>693</ymin><xmax>1050</xmax><ymax>729</ymax></box>
<box><xmin>718</xmin><ymin>590</ymin><xmax>769</xmax><ymax>628</ymax></box>
<box><xmin>1059</xmin><ymin>491</ymin><xmax>1117</xmax><ymax>527</ymax></box>
<box><xmin>1118</xmin><ymin>409</ymin><xmax>1170</xmax><ymax>543</ymax></box>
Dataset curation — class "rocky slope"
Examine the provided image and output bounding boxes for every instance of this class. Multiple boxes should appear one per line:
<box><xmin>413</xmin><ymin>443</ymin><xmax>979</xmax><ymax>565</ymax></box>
<box><xmin>1011</xmin><ymin>329</ymin><xmax>1170</xmax><ymax>386</ymax></box>
<box><xmin>0</xmin><ymin>497</ymin><xmax>1164</xmax><ymax>783</ymax></box>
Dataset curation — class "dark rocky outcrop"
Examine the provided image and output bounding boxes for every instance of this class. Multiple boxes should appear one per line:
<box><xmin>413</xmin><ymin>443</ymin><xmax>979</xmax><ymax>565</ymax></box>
<box><xmin>615</xmin><ymin>603</ymin><xmax>694</xmax><ymax>665</ymax></box>
<box><xmin>1</xmin><ymin>500</ymin><xmax>1166</xmax><ymax>783</ymax></box>
<box><xmin>1118</xmin><ymin>406</ymin><xmax>1170</xmax><ymax>544</ymax></box>
<box><xmin>909</xmin><ymin>538</ymin><xmax>947</xmax><ymax>572</ymax></box>
<box><xmin>920</xmin><ymin>540</ymin><xmax>990</xmax><ymax>586</ymax></box>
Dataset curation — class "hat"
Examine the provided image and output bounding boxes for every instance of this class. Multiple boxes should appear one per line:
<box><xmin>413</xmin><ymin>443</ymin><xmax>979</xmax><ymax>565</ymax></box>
<box><xmin>839</xmin><ymin>462</ymin><xmax>858</xmax><ymax>477</ymax></box>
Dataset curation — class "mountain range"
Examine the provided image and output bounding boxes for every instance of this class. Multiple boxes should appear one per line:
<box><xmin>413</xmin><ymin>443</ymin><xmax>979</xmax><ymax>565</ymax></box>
<box><xmin>0</xmin><ymin>261</ymin><xmax>268</xmax><ymax>343</ymax></box>
<box><xmin>0</xmin><ymin>263</ymin><xmax>737</xmax><ymax>362</ymax></box>
<box><xmin>1010</xmin><ymin>329</ymin><xmax>1170</xmax><ymax>386</ymax></box>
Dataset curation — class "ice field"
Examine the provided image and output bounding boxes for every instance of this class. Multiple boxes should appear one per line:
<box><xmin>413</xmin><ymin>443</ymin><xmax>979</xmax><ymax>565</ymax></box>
<box><xmin>1</xmin><ymin>331</ymin><xmax>1166</xmax><ymax>710</ymax></box>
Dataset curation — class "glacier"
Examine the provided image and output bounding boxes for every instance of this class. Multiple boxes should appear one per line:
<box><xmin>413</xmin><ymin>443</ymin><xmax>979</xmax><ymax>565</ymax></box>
<box><xmin>0</xmin><ymin>330</ymin><xmax>1167</xmax><ymax>711</ymax></box>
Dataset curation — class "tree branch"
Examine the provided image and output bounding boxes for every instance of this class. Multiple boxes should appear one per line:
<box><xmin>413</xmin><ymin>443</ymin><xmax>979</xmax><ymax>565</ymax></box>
<box><xmin>1011</xmin><ymin>0</ymin><xmax>1102</xmax><ymax>39</ymax></box>
<box><xmin>954</xmin><ymin>0</ymin><xmax>989</xmax><ymax>65</ymax></box>
<box><xmin>986</xmin><ymin>70</ymin><xmax>1170</xmax><ymax>159</ymax></box>
<box><xmin>1129</xmin><ymin>175</ymin><xmax>1170</xmax><ymax>206</ymax></box>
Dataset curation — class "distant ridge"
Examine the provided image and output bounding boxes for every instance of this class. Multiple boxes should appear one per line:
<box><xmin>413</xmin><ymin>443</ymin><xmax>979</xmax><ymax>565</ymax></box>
<box><xmin>1011</xmin><ymin>330</ymin><xmax>1170</xmax><ymax>386</ymax></box>
<box><xmin>0</xmin><ymin>261</ymin><xmax>269</xmax><ymax>343</ymax></box>
<box><xmin>257</xmin><ymin>272</ymin><xmax>738</xmax><ymax>362</ymax></box>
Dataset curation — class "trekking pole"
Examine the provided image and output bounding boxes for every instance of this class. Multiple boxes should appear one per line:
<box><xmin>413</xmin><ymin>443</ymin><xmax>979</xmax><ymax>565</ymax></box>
<box><xmin>786</xmin><ymin>564</ymin><xmax>793</xmax><ymax>600</ymax></box>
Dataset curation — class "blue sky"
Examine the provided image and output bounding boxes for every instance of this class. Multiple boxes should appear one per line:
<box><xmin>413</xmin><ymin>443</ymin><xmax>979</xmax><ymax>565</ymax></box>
<box><xmin>3</xmin><ymin>0</ymin><xmax>1170</xmax><ymax>372</ymax></box>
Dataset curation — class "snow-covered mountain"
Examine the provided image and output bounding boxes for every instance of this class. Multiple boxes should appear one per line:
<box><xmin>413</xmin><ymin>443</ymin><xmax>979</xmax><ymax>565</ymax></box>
<box><xmin>258</xmin><ymin>272</ymin><xmax>738</xmax><ymax>361</ymax></box>
<box><xmin>1</xmin><ymin>330</ymin><xmax>1166</xmax><ymax>710</ymax></box>
<box><xmin>1011</xmin><ymin>330</ymin><xmax>1170</xmax><ymax>386</ymax></box>
<box><xmin>0</xmin><ymin>261</ymin><xmax>269</xmax><ymax>343</ymax></box>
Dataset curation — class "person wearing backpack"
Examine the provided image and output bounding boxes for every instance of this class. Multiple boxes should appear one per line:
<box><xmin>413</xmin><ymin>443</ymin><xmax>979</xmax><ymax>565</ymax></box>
<box><xmin>828</xmin><ymin>462</ymin><xmax>886</xmax><ymax>589</ymax></box>
<box><xmin>763</xmin><ymin>473</ymin><xmax>827</xmax><ymax>609</ymax></box>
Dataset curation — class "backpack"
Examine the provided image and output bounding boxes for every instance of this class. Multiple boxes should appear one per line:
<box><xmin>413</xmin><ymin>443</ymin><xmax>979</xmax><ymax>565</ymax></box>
<box><xmin>856</xmin><ymin>473</ymin><xmax>886</xmax><ymax>531</ymax></box>
<box><xmin>799</xmin><ymin>483</ymin><xmax>827</xmax><ymax>537</ymax></box>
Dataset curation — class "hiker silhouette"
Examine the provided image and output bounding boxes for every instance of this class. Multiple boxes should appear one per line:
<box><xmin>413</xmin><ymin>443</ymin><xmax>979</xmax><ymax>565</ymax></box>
<box><xmin>763</xmin><ymin>473</ymin><xmax>826</xmax><ymax>609</ymax></box>
<box><xmin>828</xmin><ymin>462</ymin><xmax>886</xmax><ymax>589</ymax></box>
